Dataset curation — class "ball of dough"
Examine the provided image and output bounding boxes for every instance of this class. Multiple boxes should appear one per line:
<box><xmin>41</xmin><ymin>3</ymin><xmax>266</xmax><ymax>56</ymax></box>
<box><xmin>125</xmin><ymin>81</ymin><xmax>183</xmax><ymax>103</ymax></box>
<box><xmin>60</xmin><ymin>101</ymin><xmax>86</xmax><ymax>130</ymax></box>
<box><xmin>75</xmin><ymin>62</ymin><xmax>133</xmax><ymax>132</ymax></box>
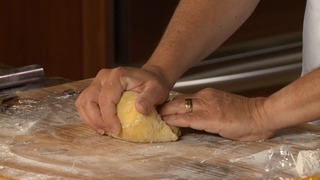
<box><xmin>112</xmin><ymin>91</ymin><xmax>180</xmax><ymax>143</ymax></box>
<box><xmin>296</xmin><ymin>150</ymin><xmax>320</xmax><ymax>177</ymax></box>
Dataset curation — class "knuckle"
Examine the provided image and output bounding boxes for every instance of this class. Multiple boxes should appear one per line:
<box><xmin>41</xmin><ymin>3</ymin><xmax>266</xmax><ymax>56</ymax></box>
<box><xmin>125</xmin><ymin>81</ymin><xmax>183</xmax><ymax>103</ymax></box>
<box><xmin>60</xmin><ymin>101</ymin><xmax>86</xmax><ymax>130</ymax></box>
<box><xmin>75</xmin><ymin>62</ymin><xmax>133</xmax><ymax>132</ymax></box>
<box><xmin>110</xmin><ymin>67</ymin><xmax>126</xmax><ymax>78</ymax></box>
<box><xmin>197</xmin><ymin>88</ymin><xmax>214</xmax><ymax>97</ymax></box>
<box><xmin>96</xmin><ymin>67</ymin><xmax>127</xmax><ymax>79</ymax></box>
<box><xmin>74</xmin><ymin>92</ymin><xmax>91</xmax><ymax>110</ymax></box>
<box><xmin>75</xmin><ymin>98</ymin><xmax>87</xmax><ymax>110</ymax></box>
<box><xmin>96</xmin><ymin>68</ymin><xmax>109</xmax><ymax>77</ymax></box>
<box><xmin>74</xmin><ymin>98</ymin><xmax>81</xmax><ymax>108</ymax></box>
<box><xmin>96</xmin><ymin>67</ymin><xmax>128</xmax><ymax>85</ymax></box>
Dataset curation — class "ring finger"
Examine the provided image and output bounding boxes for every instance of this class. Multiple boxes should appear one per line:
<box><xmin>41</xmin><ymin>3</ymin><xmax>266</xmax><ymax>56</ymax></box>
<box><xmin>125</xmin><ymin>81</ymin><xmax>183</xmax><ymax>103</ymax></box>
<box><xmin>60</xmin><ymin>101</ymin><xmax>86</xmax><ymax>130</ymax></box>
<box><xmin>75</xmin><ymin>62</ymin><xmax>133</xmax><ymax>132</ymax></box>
<box><xmin>158</xmin><ymin>96</ymin><xmax>198</xmax><ymax>116</ymax></box>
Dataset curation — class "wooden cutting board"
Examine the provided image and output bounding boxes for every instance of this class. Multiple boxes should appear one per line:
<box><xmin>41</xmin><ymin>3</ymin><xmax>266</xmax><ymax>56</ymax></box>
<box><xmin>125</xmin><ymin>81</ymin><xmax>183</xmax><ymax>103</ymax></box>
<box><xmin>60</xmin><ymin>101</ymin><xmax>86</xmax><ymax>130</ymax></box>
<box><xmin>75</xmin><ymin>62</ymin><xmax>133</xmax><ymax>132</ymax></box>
<box><xmin>0</xmin><ymin>79</ymin><xmax>319</xmax><ymax>179</ymax></box>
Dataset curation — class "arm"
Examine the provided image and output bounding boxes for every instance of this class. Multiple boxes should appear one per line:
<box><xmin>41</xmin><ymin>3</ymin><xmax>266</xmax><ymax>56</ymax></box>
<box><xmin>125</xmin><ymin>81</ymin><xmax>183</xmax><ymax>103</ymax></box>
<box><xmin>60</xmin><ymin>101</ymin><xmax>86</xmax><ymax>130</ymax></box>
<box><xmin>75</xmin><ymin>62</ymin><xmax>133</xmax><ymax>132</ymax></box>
<box><xmin>143</xmin><ymin>0</ymin><xmax>260</xmax><ymax>87</ymax></box>
<box><xmin>160</xmin><ymin>67</ymin><xmax>320</xmax><ymax>141</ymax></box>
<box><xmin>264</xmin><ymin>67</ymin><xmax>320</xmax><ymax>131</ymax></box>
<box><xmin>76</xmin><ymin>0</ymin><xmax>260</xmax><ymax>135</ymax></box>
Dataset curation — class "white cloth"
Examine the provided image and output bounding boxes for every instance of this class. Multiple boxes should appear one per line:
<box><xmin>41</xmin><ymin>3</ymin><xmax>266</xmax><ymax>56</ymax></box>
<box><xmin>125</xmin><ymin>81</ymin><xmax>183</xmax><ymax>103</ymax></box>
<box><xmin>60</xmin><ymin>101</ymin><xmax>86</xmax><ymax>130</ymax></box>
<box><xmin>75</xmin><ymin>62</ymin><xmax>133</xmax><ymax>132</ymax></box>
<box><xmin>303</xmin><ymin>0</ymin><xmax>320</xmax><ymax>125</ymax></box>
<box><xmin>302</xmin><ymin>0</ymin><xmax>320</xmax><ymax>76</ymax></box>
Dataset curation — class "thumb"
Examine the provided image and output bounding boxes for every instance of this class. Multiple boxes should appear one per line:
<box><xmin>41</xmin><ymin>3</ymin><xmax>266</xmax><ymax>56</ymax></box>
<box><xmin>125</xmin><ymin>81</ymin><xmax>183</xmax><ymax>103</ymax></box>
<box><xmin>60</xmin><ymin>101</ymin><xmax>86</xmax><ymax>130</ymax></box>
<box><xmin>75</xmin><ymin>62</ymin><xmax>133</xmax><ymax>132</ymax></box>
<box><xmin>135</xmin><ymin>87</ymin><xmax>166</xmax><ymax>115</ymax></box>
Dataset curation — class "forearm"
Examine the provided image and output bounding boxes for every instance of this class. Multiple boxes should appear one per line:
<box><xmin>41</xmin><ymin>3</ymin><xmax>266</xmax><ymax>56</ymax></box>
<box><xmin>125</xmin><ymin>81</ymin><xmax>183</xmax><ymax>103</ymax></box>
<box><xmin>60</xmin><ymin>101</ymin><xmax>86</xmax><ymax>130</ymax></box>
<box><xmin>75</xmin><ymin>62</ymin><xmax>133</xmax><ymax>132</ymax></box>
<box><xmin>143</xmin><ymin>0</ymin><xmax>260</xmax><ymax>87</ymax></box>
<box><xmin>263</xmin><ymin>67</ymin><xmax>320</xmax><ymax>131</ymax></box>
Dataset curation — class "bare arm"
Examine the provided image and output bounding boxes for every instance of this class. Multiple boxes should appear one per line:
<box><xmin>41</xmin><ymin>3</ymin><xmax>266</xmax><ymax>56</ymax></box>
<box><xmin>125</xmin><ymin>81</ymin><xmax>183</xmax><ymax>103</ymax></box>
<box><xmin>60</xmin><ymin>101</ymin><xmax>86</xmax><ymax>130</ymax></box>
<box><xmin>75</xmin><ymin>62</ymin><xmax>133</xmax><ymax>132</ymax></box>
<box><xmin>264</xmin><ymin>67</ymin><xmax>320</xmax><ymax>131</ymax></box>
<box><xmin>76</xmin><ymin>0</ymin><xmax>261</xmax><ymax>135</ymax></box>
<box><xmin>143</xmin><ymin>0</ymin><xmax>260</xmax><ymax>87</ymax></box>
<box><xmin>160</xmin><ymin>67</ymin><xmax>320</xmax><ymax>141</ymax></box>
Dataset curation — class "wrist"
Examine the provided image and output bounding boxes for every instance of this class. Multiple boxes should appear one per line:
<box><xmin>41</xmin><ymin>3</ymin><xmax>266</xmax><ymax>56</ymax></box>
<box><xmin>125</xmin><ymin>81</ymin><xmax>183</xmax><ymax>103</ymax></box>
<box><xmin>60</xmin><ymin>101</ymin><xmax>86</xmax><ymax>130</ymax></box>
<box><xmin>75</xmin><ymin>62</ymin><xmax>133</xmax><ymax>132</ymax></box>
<box><xmin>142</xmin><ymin>64</ymin><xmax>176</xmax><ymax>89</ymax></box>
<box><xmin>261</xmin><ymin>96</ymin><xmax>294</xmax><ymax>132</ymax></box>
<box><xmin>250</xmin><ymin>97</ymin><xmax>277</xmax><ymax>139</ymax></box>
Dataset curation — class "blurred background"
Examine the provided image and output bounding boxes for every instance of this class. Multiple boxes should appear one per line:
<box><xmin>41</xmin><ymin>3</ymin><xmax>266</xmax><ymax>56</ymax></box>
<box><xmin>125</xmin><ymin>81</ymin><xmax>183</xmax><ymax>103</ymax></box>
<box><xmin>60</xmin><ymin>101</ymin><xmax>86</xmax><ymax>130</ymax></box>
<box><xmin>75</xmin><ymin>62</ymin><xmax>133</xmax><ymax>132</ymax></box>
<box><xmin>0</xmin><ymin>0</ymin><xmax>306</xmax><ymax>96</ymax></box>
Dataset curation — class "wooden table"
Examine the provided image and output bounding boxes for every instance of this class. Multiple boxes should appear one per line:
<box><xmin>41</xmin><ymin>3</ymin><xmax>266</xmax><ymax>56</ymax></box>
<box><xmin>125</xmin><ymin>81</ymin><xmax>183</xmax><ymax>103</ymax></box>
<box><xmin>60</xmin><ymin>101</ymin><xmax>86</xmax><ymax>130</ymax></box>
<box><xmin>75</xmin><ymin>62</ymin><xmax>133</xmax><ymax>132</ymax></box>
<box><xmin>0</xmin><ymin>79</ymin><xmax>319</xmax><ymax>179</ymax></box>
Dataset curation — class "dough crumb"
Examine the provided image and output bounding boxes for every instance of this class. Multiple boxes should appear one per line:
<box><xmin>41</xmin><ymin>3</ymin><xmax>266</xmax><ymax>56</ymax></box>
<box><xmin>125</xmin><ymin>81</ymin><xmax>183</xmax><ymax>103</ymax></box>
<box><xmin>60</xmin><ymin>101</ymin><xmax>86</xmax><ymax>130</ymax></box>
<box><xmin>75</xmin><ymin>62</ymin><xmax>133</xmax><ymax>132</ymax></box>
<box><xmin>295</xmin><ymin>150</ymin><xmax>320</xmax><ymax>177</ymax></box>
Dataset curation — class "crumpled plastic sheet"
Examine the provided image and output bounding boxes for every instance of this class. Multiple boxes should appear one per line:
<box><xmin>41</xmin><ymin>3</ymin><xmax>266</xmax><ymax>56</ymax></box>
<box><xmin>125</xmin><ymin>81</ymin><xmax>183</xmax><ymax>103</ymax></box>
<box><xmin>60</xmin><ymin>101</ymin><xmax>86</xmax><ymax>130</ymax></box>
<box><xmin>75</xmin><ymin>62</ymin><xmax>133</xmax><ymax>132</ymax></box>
<box><xmin>262</xmin><ymin>146</ymin><xmax>320</xmax><ymax>180</ymax></box>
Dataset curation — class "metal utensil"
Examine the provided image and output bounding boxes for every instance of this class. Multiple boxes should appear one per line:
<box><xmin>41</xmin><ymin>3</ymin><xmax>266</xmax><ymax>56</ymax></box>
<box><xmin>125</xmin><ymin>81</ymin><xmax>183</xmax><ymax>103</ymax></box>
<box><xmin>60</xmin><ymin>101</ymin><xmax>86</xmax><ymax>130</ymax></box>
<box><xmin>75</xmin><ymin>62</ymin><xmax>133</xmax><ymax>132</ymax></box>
<box><xmin>0</xmin><ymin>64</ymin><xmax>44</xmax><ymax>90</ymax></box>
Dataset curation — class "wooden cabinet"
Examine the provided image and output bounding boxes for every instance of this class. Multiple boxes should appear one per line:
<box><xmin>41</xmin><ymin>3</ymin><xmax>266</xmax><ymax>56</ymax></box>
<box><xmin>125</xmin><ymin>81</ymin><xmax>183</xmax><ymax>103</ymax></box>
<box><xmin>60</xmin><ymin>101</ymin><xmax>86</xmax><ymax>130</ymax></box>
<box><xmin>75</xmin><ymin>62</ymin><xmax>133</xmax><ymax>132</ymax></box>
<box><xmin>0</xmin><ymin>0</ymin><xmax>114</xmax><ymax>80</ymax></box>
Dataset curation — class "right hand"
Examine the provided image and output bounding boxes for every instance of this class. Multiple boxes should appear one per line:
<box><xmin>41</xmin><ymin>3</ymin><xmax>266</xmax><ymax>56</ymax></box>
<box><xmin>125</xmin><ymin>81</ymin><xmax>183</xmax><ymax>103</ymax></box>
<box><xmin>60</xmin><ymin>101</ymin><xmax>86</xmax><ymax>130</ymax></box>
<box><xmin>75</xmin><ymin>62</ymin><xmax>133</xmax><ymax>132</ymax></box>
<box><xmin>159</xmin><ymin>88</ymin><xmax>273</xmax><ymax>141</ymax></box>
<box><xmin>75</xmin><ymin>66</ymin><xmax>171</xmax><ymax>135</ymax></box>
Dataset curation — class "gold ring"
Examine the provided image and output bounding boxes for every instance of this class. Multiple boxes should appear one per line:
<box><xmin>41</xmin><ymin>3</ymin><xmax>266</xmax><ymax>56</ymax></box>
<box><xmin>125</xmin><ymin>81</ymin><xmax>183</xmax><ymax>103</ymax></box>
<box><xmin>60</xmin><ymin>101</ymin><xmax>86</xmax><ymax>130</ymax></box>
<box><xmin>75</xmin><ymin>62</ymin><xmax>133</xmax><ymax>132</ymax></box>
<box><xmin>185</xmin><ymin>98</ymin><xmax>193</xmax><ymax>113</ymax></box>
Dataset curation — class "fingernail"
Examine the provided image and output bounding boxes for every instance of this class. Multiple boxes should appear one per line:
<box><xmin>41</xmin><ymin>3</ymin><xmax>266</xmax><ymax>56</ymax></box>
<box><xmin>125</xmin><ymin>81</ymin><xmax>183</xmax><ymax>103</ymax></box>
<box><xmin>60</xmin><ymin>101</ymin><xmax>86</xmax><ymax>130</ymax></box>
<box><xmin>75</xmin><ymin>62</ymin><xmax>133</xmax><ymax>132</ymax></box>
<box><xmin>110</xmin><ymin>127</ymin><xmax>120</xmax><ymax>136</ymax></box>
<box><xmin>96</xmin><ymin>129</ymin><xmax>105</xmax><ymax>135</ymax></box>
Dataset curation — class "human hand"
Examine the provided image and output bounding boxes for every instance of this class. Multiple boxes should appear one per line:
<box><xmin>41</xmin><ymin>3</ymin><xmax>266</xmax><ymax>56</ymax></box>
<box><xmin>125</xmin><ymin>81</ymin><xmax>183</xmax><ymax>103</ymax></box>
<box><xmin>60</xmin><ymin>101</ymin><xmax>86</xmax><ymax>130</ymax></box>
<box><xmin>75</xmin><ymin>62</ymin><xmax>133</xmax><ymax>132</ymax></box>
<box><xmin>159</xmin><ymin>88</ymin><xmax>274</xmax><ymax>141</ymax></box>
<box><xmin>75</xmin><ymin>66</ymin><xmax>171</xmax><ymax>135</ymax></box>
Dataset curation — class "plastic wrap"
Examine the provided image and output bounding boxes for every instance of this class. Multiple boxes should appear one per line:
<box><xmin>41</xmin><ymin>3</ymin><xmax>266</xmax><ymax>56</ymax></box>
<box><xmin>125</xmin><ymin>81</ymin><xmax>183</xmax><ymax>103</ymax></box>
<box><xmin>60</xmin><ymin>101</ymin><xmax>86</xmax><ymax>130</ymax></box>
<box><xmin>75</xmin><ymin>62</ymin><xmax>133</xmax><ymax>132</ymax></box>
<box><xmin>262</xmin><ymin>146</ymin><xmax>320</xmax><ymax>179</ymax></box>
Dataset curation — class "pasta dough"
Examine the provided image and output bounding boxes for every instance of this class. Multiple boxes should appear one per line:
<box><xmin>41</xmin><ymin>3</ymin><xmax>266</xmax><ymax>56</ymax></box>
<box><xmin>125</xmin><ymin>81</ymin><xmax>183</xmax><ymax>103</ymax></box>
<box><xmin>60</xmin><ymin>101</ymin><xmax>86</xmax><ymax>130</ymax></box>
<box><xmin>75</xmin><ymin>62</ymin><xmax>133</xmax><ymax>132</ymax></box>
<box><xmin>112</xmin><ymin>91</ymin><xmax>180</xmax><ymax>143</ymax></box>
<box><xmin>295</xmin><ymin>150</ymin><xmax>320</xmax><ymax>177</ymax></box>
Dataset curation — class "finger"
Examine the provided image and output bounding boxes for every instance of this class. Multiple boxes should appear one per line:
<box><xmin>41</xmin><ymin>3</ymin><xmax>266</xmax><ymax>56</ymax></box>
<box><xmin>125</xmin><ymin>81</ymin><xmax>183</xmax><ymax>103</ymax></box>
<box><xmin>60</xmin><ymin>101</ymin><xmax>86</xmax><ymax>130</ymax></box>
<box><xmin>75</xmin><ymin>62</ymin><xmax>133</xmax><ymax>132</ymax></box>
<box><xmin>97</xmin><ymin>69</ymin><xmax>126</xmax><ymax>135</ymax></box>
<box><xmin>77</xmin><ymin>99</ymin><xmax>105</xmax><ymax>134</ymax></box>
<box><xmin>159</xmin><ymin>96</ymin><xmax>199</xmax><ymax>116</ymax></box>
<box><xmin>135</xmin><ymin>84</ymin><xmax>166</xmax><ymax>115</ymax></box>
<box><xmin>162</xmin><ymin>112</ymin><xmax>212</xmax><ymax>132</ymax></box>
<box><xmin>75</xmin><ymin>82</ymin><xmax>106</xmax><ymax>134</ymax></box>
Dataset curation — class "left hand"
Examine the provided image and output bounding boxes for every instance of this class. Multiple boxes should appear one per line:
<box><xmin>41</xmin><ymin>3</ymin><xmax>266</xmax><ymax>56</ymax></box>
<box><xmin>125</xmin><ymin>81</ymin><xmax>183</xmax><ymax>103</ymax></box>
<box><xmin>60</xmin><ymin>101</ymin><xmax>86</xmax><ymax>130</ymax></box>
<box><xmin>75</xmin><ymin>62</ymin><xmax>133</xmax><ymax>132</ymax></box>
<box><xmin>75</xmin><ymin>66</ymin><xmax>171</xmax><ymax>135</ymax></box>
<box><xmin>159</xmin><ymin>88</ymin><xmax>274</xmax><ymax>141</ymax></box>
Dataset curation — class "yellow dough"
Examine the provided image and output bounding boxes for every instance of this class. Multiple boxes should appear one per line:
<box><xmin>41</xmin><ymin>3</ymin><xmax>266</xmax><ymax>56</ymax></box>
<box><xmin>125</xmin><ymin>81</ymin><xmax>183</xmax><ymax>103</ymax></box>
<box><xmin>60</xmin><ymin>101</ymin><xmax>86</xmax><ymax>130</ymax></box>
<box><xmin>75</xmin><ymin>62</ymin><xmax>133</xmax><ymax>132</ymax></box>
<box><xmin>112</xmin><ymin>91</ymin><xmax>180</xmax><ymax>143</ymax></box>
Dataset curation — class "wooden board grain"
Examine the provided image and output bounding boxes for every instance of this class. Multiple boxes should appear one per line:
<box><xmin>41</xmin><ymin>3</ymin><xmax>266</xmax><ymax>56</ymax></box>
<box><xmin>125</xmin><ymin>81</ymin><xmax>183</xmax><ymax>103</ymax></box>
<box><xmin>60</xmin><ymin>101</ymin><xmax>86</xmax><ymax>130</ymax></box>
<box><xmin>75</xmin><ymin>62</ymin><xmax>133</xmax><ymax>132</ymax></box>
<box><xmin>0</xmin><ymin>79</ymin><xmax>319</xmax><ymax>179</ymax></box>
